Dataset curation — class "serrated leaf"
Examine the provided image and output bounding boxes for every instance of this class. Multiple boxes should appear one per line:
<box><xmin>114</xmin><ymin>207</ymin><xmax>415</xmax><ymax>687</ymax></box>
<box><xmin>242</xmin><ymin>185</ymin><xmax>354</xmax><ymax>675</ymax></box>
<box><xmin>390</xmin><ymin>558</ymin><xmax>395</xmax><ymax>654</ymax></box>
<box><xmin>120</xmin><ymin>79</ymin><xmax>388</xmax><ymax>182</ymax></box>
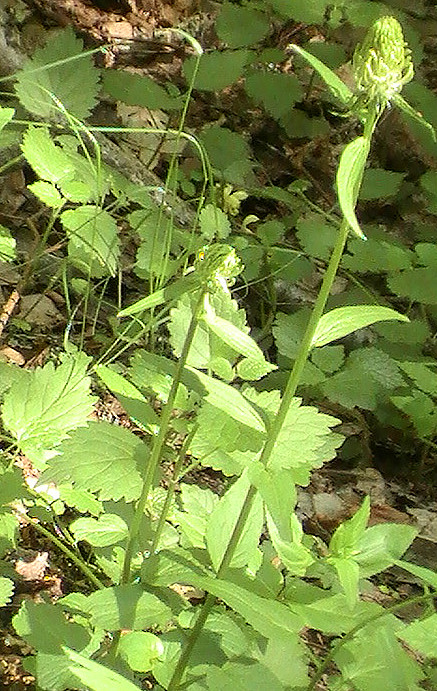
<box><xmin>245</xmin><ymin>71</ymin><xmax>302</xmax><ymax>119</ymax></box>
<box><xmin>267</xmin><ymin>397</ymin><xmax>342</xmax><ymax>485</ymax></box>
<box><xmin>103</xmin><ymin>70</ymin><xmax>180</xmax><ymax>110</ymax></box>
<box><xmin>388</xmin><ymin>267</ymin><xmax>437</xmax><ymax>304</ymax></box>
<box><xmin>186</xmin><ymin>366</ymin><xmax>265</xmax><ymax>432</ymax></box>
<box><xmin>199</xmin><ymin>204</ymin><xmax>231</xmax><ymax>240</ymax></box>
<box><xmin>290</xmin><ymin>43</ymin><xmax>352</xmax><ymax>106</ymax></box>
<box><xmin>0</xmin><ymin>107</ymin><xmax>14</xmax><ymax>131</ymax></box>
<box><xmin>70</xmin><ymin>514</ymin><xmax>128</xmax><ymax>547</ymax></box>
<box><xmin>216</xmin><ymin>4</ymin><xmax>270</xmax><ymax>47</ymax></box>
<box><xmin>118</xmin><ymin>631</ymin><xmax>163</xmax><ymax>673</ymax></box>
<box><xmin>61</xmin><ymin>205</ymin><xmax>120</xmax><ymax>277</ymax></box>
<box><xmin>342</xmin><ymin>236</ymin><xmax>413</xmax><ymax>273</ymax></box>
<box><xmin>22</xmin><ymin>126</ymin><xmax>75</xmax><ymax>184</ymax></box>
<box><xmin>206</xmin><ymin>660</ymin><xmax>284</xmax><ymax>691</ymax></box>
<box><xmin>360</xmin><ymin>169</ymin><xmax>405</xmax><ymax>200</ymax></box>
<box><xmin>199</xmin><ymin>126</ymin><xmax>253</xmax><ymax>174</ymax></box>
<box><xmin>337</xmin><ymin>136</ymin><xmax>370</xmax><ymax>239</ymax></box>
<box><xmin>13</xmin><ymin>600</ymin><xmax>89</xmax><ymax>653</ymax></box>
<box><xmin>82</xmin><ymin>584</ymin><xmax>171</xmax><ymax>631</ymax></box>
<box><xmin>0</xmin><ymin>224</ymin><xmax>16</xmax><ymax>262</ymax></box>
<box><xmin>330</xmin><ymin>496</ymin><xmax>370</xmax><ymax>558</ymax></box>
<box><xmin>270</xmin><ymin>0</ymin><xmax>328</xmax><ymax>22</ymax></box>
<box><xmin>28</xmin><ymin>180</ymin><xmax>64</xmax><ymax>208</ymax></box>
<box><xmin>2</xmin><ymin>352</ymin><xmax>95</xmax><ymax>468</ymax></box>
<box><xmin>183</xmin><ymin>50</ymin><xmax>248</xmax><ymax>91</ymax></box>
<box><xmin>95</xmin><ymin>364</ymin><xmax>159</xmax><ymax>433</ymax></box>
<box><xmin>41</xmin><ymin>421</ymin><xmax>145</xmax><ymax>502</ymax></box>
<box><xmin>312</xmin><ymin>305</ymin><xmax>408</xmax><ymax>348</ymax></box>
<box><xmin>0</xmin><ymin>512</ymin><xmax>18</xmax><ymax>557</ymax></box>
<box><xmin>174</xmin><ymin>484</ymin><xmax>218</xmax><ymax>549</ymax></box>
<box><xmin>15</xmin><ymin>26</ymin><xmax>99</xmax><ymax>121</ymax></box>
<box><xmin>189</xmin><ymin>575</ymin><xmax>303</xmax><ymax>639</ymax></box>
<box><xmin>57</xmin><ymin>484</ymin><xmax>102</xmax><ymax>516</ymax></box>
<box><xmin>206</xmin><ymin>473</ymin><xmax>263</xmax><ymax>573</ymax></box>
<box><xmin>398</xmin><ymin>614</ymin><xmax>437</xmax><ymax>659</ymax></box>
<box><xmin>64</xmin><ymin>647</ymin><xmax>141</xmax><ymax>691</ymax></box>
<box><xmin>0</xmin><ymin>577</ymin><xmax>14</xmax><ymax>606</ymax></box>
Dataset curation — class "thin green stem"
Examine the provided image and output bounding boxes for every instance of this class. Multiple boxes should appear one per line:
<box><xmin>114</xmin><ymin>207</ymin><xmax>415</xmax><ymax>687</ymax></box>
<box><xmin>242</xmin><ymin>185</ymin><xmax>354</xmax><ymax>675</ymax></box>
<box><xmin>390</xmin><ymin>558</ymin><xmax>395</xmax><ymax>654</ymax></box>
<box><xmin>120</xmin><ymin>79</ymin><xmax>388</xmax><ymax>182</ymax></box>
<box><xmin>24</xmin><ymin>516</ymin><xmax>105</xmax><ymax>590</ymax></box>
<box><xmin>121</xmin><ymin>288</ymin><xmax>207</xmax><ymax>584</ymax></box>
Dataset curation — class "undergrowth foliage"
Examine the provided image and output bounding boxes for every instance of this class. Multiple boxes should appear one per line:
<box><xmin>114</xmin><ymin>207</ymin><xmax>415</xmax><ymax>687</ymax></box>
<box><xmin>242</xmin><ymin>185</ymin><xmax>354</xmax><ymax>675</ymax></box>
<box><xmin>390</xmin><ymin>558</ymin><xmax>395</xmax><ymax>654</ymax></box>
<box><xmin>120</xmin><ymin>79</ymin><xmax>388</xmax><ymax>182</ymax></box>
<box><xmin>0</xmin><ymin>6</ymin><xmax>437</xmax><ymax>691</ymax></box>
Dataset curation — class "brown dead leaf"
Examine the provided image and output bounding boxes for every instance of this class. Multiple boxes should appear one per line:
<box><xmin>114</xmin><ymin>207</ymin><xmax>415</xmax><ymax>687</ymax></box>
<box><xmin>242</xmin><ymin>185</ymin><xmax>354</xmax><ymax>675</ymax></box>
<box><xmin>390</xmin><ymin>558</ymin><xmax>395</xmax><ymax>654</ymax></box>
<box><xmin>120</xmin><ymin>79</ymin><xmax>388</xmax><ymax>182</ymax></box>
<box><xmin>19</xmin><ymin>294</ymin><xmax>63</xmax><ymax>328</ymax></box>
<box><xmin>15</xmin><ymin>552</ymin><xmax>49</xmax><ymax>581</ymax></box>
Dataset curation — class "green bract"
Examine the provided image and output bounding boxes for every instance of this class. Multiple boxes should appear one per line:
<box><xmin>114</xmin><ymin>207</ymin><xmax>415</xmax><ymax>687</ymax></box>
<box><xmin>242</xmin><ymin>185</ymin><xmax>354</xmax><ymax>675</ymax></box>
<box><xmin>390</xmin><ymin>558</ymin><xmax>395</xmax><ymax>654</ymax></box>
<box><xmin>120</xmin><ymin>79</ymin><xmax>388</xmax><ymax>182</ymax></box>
<box><xmin>352</xmin><ymin>16</ymin><xmax>413</xmax><ymax>111</ymax></box>
<box><xmin>195</xmin><ymin>243</ymin><xmax>243</xmax><ymax>290</ymax></box>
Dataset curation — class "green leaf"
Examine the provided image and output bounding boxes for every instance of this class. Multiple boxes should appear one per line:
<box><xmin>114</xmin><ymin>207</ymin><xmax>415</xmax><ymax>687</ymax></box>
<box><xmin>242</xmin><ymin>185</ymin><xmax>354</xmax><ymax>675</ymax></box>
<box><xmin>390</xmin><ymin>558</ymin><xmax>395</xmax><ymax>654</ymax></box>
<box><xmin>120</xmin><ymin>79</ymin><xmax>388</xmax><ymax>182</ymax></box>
<box><xmin>329</xmin><ymin>496</ymin><xmax>370</xmax><ymax>558</ymax></box>
<box><xmin>61</xmin><ymin>205</ymin><xmax>120</xmax><ymax>277</ymax></box>
<box><xmin>102</xmin><ymin>70</ymin><xmax>180</xmax><ymax>110</ymax></box>
<box><xmin>186</xmin><ymin>367</ymin><xmax>266</xmax><ymax>432</ymax></box>
<box><xmin>15</xmin><ymin>26</ymin><xmax>99</xmax><ymax>120</ymax></box>
<box><xmin>334</xmin><ymin>618</ymin><xmax>424</xmax><ymax>690</ymax></box>
<box><xmin>267</xmin><ymin>397</ymin><xmax>342</xmax><ymax>485</ymax></box>
<box><xmin>184</xmin><ymin>50</ymin><xmax>248</xmax><ymax>91</ymax></box>
<box><xmin>129</xmin><ymin>349</ymin><xmax>190</xmax><ymax>410</ymax></box>
<box><xmin>395</xmin><ymin>560</ymin><xmax>437</xmax><ymax>589</ymax></box>
<box><xmin>0</xmin><ymin>512</ymin><xmax>18</xmax><ymax>557</ymax></box>
<box><xmin>0</xmin><ymin>224</ymin><xmax>16</xmax><ymax>262</ymax></box>
<box><xmin>329</xmin><ymin>556</ymin><xmax>360</xmax><ymax>608</ymax></box>
<box><xmin>41</xmin><ymin>421</ymin><xmax>146</xmax><ymax>502</ymax></box>
<box><xmin>398</xmin><ymin>614</ymin><xmax>437</xmax><ymax>659</ymax></box>
<box><xmin>199</xmin><ymin>126</ymin><xmax>253</xmax><ymax>177</ymax></box>
<box><xmin>118</xmin><ymin>274</ymin><xmax>198</xmax><ymax>317</ymax></box>
<box><xmin>95</xmin><ymin>364</ymin><xmax>159</xmax><ymax>433</ymax></box>
<box><xmin>355</xmin><ymin>524</ymin><xmax>417</xmax><ymax>578</ymax></box>
<box><xmin>388</xmin><ymin>267</ymin><xmax>437</xmax><ymax>304</ymax></box>
<box><xmin>57</xmin><ymin>485</ymin><xmax>102</xmax><ymax>516</ymax></box>
<box><xmin>13</xmin><ymin>600</ymin><xmax>89</xmax><ymax>653</ymax></box>
<box><xmin>2</xmin><ymin>352</ymin><xmax>95</xmax><ymax>468</ymax></box>
<box><xmin>269</xmin><ymin>0</ymin><xmax>329</xmax><ymax>23</ymax></box>
<box><xmin>206</xmin><ymin>660</ymin><xmax>284</xmax><ymax>691</ymax></box>
<box><xmin>337</xmin><ymin>136</ymin><xmax>370</xmax><ymax>239</ymax></box>
<box><xmin>311</xmin><ymin>305</ymin><xmax>408</xmax><ymax>348</ymax></box>
<box><xmin>117</xmin><ymin>631</ymin><xmax>164</xmax><ymax>673</ymax></box>
<box><xmin>202</xmin><ymin>308</ymin><xmax>265</xmax><ymax>362</ymax></box>
<box><xmin>28</xmin><ymin>180</ymin><xmax>64</xmax><ymax>208</ymax></box>
<box><xmin>174</xmin><ymin>484</ymin><xmax>219</xmax><ymax>549</ymax></box>
<box><xmin>206</xmin><ymin>473</ymin><xmax>263</xmax><ymax>573</ymax></box>
<box><xmin>81</xmin><ymin>584</ymin><xmax>171</xmax><ymax>631</ymax></box>
<box><xmin>199</xmin><ymin>204</ymin><xmax>231</xmax><ymax>240</ymax></box>
<box><xmin>289</xmin><ymin>43</ymin><xmax>352</xmax><ymax>106</ymax></box>
<box><xmin>191</xmin><ymin>576</ymin><xmax>303</xmax><ymax>639</ymax></box>
<box><xmin>360</xmin><ymin>168</ymin><xmax>405</xmax><ymax>200</ymax></box>
<box><xmin>342</xmin><ymin>236</ymin><xmax>413</xmax><ymax>273</ymax></box>
<box><xmin>0</xmin><ymin>106</ymin><xmax>14</xmax><ymax>131</ymax></box>
<box><xmin>0</xmin><ymin>577</ymin><xmax>14</xmax><ymax>606</ymax></box>
<box><xmin>70</xmin><ymin>514</ymin><xmax>129</xmax><ymax>547</ymax></box>
<box><xmin>245</xmin><ymin>71</ymin><xmax>302</xmax><ymax>119</ymax></box>
<box><xmin>216</xmin><ymin>4</ymin><xmax>270</xmax><ymax>48</ymax></box>
<box><xmin>64</xmin><ymin>647</ymin><xmax>141</xmax><ymax>691</ymax></box>
<box><xmin>22</xmin><ymin>126</ymin><xmax>75</xmax><ymax>184</ymax></box>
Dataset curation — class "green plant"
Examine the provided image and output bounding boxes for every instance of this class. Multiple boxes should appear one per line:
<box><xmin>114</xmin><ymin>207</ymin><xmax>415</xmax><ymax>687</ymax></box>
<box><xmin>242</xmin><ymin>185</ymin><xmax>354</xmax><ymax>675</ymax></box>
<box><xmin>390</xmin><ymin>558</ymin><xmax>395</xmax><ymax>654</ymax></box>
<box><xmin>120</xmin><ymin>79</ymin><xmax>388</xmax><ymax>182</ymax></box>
<box><xmin>0</xmin><ymin>12</ymin><xmax>437</xmax><ymax>691</ymax></box>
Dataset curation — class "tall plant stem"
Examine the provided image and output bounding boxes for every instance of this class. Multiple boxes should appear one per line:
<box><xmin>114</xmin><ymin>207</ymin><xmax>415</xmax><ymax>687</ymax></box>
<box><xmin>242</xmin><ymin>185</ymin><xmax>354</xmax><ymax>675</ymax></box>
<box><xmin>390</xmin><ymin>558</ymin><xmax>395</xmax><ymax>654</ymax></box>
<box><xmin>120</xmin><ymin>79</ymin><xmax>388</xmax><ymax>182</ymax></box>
<box><xmin>167</xmin><ymin>218</ymin><xmax>351</xmax><ymax>690</ymax></box>
<box><xmin>121</xmin><ymin>288</ymin><xmax>206</xmax><ymax>585</ymax></box>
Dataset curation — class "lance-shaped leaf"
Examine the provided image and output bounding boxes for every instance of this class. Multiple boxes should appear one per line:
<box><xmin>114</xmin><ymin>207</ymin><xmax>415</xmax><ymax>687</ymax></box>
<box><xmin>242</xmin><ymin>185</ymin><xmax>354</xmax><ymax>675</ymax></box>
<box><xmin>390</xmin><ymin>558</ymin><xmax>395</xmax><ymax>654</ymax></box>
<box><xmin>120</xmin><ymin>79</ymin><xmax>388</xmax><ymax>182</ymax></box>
<box><xmin>201</xmin><ymin>299</ymin><xmax>265</xmax><ymax>361</ymax></box>
<box><xmin>118</xmin><ymin>274</ymin><xmax>199</xmax><ymax>317</ymax></box>
<box><xmin>311</xmin><ymin>305</ymin><xmax>408</xmax><ymax>348</ymax></box>
<box><xmin>337</xmin><ymin>136</ymin><xmax>370</xmax><ymax>240</ymax></box>
<box><xmin>0</xmin><ymin>107</ymin><xmax>14</xmax><ymax>131</ymax></box>
<box><xmin>289</xmin><ymin>44</ymin><xmax>353</xmax><ymax>107</ymax></box>
<box><xmin>64</xmin><ymin>648</ymin><xmax>141</xmax><ymax>691</ymax></box>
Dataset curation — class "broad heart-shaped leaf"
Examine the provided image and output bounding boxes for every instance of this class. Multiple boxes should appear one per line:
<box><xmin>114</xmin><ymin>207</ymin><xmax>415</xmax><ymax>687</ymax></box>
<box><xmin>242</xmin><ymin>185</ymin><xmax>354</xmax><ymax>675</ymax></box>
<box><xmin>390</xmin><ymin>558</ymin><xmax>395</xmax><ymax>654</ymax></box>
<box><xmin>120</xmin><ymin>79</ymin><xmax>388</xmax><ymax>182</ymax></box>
<box><xmin>64</xmin><ymin>648</ymin><xmax>141</xmax><ymax>691</ymax></box>
<box><xmin>337</xmin><ymin>136</ymin><xmax>370</xmax><ymax>240</ymax></box>
<box><xmin>334</xmin><ymin>618</ymin><xmax>424</xmax><ymax>691</ymax></box>
<box><xmin>61</xmin><ymin>205</ymin><xmax>120</xmax><ymax>277</ymax></box>
<box><xmin>22</xmin><ymin>126</ymin><xmax>75</xmax><ymax>185</ymax></box>
<box><xmin>267</xmin><ymin>397</ymin><xmax>342</xmax><ymax>485</ymax></box>
<box><xmin>189</xmin><ymin>575</ymin><xmax>303</xmax><ymax>639</ymax></box>
<box><xmin>206</xmin><ymin>473</ymin><xmax>263</xmax><ymax>573</ymax></box>
<box><xmin>0</xmin><ymin>577</ymin><xmax>14</xmax><ymax>606</ymax></box>
<box><xmin>81</xmin><ymin>584</ymin><xmax>171</xmax><ymax>631</ymax></box>
<box><xmin>215</xmin><ymin>3</ymin><xmax>270</xmax><ymax>47</ymax></box>
<box><xmin>183</xmin><ymin>50</ymin><xmax>248</xmax><ymax>91</ymax></box>
<box><xmin>41</xmin><ymin>421</ymin><xmax>146</xmax><ymax>502</ymax></box>
<box><xmin>102</xmin><ymin>69</ymin><xmax>180</xmax><ymax>110</ymax></box>
<box><xmin>15</xmin><ymin>26</ymin><xmax>99</xmax><ymax>121</ymax></box>
<box><xmin>185</xmin><ymin>367</ymin><xmax>265</xmax><ymax>432</ymax></box>
<box><xmin>289</xmin><ymin>44</ymin><xmax>352</xmax><ymax>107</ymax></box>
<box><xmin>311</xmin><ymin>305</ymin><xmax>408</xmax><ymax>348</ymax></box>
<box><xmin>2</xmin><ymin>351</ymin><xmax>95</xmax><ymax>469</ymax></box>
<box><xmin>245</xmin><ymin>71</ymin><xmax>303</xmax><ymax>119</ymax></box>
<box><xmin>70</xmin><ymin>514</ymin><xmax>128</xmax><ymax>547</ymax></box>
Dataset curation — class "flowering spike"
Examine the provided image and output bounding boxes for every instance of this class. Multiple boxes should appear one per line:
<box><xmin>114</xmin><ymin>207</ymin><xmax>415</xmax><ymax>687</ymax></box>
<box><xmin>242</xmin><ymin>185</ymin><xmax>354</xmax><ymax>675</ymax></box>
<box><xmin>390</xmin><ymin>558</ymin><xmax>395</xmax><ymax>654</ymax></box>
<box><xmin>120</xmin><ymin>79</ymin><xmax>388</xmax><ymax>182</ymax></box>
<box><xmin>352</xmin><ymin>16</ymin><xmax>414</xmax><ymax>111</ymax></box>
